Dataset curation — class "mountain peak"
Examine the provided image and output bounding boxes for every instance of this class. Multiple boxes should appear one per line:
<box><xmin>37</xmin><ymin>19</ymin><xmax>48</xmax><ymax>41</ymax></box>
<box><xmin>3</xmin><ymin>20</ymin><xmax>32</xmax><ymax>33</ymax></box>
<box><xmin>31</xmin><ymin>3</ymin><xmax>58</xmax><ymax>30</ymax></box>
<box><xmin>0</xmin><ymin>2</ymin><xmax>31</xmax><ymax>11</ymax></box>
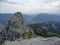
<box><xmin>0</xmin><ymin>12</ymin><xmax>36</xmax><ymax>45</ymax></box>
<box><xmin>8</xmin><ymin>12</ymin><xmax>24</xmax><ymax>28</ymax></box>
<box><xmin>15</xmin><ymin>12</ymin><xmax>22</xmax><ymax>17</ymax></box>
<box><xmin>6</xmin><ymin>12</ymin><xmax>36</xmax><ymax>40</ymax></box>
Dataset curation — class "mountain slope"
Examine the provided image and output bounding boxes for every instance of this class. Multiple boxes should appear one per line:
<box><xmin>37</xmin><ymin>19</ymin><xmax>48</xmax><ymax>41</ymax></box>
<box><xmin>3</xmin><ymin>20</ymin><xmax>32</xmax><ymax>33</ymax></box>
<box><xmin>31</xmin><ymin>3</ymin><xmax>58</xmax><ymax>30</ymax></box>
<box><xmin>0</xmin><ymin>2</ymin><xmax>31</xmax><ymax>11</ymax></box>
<box><xmin>29</xmin><ymin>22</ymin><xmax>60</xmax><ymax>34</ymax></box>
<box><xmin>32</xmin><ymin>13</ymin><xmax>60</xmax><ymax>24</ymax></box>
<box><xmin>0</xmin><ymin>14</ymin><xmax>13</xmax><ymax>24</ymax></box>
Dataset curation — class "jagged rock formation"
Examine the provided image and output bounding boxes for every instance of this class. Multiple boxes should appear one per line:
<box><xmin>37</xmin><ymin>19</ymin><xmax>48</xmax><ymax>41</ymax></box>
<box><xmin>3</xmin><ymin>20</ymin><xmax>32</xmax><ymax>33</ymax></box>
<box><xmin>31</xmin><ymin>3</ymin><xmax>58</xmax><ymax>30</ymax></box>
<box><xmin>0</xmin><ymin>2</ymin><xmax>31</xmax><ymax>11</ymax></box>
<box><xmin>0</xmin><ymin>12</ymin><xmax>36</xmax><ymax>45</ymax></box>
<box><xmin>5</xmin><ymin>12</ymin><xmax>35</xmax><ymax>41</ymax></box>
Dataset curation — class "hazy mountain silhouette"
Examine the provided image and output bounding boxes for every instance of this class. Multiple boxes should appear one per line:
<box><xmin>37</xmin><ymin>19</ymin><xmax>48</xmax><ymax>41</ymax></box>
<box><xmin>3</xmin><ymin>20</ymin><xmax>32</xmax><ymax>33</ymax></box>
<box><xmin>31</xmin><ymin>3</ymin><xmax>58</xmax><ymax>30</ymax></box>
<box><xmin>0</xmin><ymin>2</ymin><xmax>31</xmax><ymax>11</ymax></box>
<box><xmin>0</xmin><ymin>13</ymin><xmax>60</xmax><ymax>24</ymax></box>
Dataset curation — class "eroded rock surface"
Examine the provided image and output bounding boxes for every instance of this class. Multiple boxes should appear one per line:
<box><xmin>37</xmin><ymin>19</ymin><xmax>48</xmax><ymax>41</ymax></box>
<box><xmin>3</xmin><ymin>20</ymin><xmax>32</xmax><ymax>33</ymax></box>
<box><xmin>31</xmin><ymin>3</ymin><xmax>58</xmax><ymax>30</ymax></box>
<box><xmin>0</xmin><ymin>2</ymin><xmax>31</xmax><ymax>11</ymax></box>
<box><xmin>5</xmin><ymin>12</ymin><xmax>35</xmax><ymax>41</ymax></box>
<box><xmin>0</xmin><ymin>23</ymin><xmax>6</xmax><ymax>45</ymax></box>
<box><xmin>0</xmin><ymin>12</ymin><xmax>35</xmax><ymax>45</ymax></box>
<box><xmin>3</xmin><ymin>37</ymin><xmax>60</xmax><ymax>45</ymax></box>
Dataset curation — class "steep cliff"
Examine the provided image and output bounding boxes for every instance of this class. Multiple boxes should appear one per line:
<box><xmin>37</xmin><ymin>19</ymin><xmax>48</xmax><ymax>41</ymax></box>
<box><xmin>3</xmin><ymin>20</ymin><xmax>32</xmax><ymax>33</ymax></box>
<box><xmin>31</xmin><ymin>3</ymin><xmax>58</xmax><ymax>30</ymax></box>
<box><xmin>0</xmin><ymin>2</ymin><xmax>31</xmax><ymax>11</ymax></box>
<box><xmin>0</xmin><ymin>12</ymin><xmax>36</xmax><ymax>45</ymax></box>
<box><xmin>5</xmin><ymin>12</ymin><xmax>35</xmax><ymax>40</ymax></box>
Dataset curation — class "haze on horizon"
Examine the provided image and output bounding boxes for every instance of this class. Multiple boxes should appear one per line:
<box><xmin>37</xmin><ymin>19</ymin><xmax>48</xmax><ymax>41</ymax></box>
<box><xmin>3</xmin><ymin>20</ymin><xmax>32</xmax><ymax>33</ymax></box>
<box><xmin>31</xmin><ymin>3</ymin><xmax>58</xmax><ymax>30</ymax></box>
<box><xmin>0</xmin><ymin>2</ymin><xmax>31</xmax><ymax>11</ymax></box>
<box><xmin>0</xmin><ymin>0</ymin><xmax>60</xmax><ymax>14</ymax></box>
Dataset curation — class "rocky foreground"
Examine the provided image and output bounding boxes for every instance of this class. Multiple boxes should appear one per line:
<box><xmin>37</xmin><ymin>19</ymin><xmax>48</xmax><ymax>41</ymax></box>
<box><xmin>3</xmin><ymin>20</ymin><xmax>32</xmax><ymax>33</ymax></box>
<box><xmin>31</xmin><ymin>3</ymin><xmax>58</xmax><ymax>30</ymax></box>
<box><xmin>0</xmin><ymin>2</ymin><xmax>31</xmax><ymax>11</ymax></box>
<box><xmin>3</xmin><ymin>37</ymin><xmax>60</xmax><ymax>45</ymax></box>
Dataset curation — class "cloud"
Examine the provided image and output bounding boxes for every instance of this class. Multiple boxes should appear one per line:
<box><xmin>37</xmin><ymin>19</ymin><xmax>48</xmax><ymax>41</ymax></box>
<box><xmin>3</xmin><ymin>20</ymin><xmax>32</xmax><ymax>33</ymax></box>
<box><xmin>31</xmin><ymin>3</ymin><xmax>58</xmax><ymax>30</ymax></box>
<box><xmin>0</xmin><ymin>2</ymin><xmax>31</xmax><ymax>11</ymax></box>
<box><xmin>0</xmin><ymin>0</ymin><xmax>60</xmax><ymax>14</ymax></box>
<box><xmin>0</xmin><ymin>0</ymin><xmax>5</xmax><ymax>1</ymax></box>
<box><xmin>0</xmin><ymin>0</ymin><xmax>18</xmax><ymax>4</ymax></box>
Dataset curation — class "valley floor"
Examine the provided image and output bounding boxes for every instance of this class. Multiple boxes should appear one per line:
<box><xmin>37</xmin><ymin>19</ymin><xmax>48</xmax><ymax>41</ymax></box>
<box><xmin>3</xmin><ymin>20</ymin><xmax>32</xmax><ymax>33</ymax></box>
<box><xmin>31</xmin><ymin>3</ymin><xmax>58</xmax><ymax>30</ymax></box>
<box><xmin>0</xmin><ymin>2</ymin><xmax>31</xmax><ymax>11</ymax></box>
<box><xmin>3</xmin><ymin>37</ymin><xmax>60</xmax><ymax>45</ymax></box>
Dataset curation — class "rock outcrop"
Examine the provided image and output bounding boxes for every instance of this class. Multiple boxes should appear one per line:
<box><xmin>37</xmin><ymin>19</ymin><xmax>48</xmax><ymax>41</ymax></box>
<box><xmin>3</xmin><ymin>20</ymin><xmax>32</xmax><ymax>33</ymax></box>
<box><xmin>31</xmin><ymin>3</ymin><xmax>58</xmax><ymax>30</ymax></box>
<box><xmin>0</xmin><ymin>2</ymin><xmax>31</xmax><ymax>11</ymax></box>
<box><xmin>3</xmin><ymin>37</ymin><xmax>60</xmax><ymax>45</ymax></box>
<box><xmin>0</xmin><ymin>12</ymin><xmax>36</xmax><ymax>45</ymax></box>
<box><xmin>0</xmin><ymin>23</ymin><xmax>6</xmax><ymax>45</ymax></box>
<box><xmin>5</xmin><ymin>12</ymin><xmax>35</xmax><ymax>40</ymax></box>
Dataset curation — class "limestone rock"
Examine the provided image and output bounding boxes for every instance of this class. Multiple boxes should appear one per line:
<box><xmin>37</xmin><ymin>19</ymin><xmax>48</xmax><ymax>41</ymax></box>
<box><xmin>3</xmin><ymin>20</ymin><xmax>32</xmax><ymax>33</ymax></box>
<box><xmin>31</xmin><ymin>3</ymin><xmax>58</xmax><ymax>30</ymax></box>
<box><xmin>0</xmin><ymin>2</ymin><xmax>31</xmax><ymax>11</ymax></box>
<box><xmin>3</xmin><ymin>37</ymin><xmax>60</xmax><ymax>45</ymax></box>
<box><xmin>0</xmin><ymin>23</ymin><xmax>6</xmax><ymax>45</ymax></box>
<box><xmin>0</xmin><ymin>12</ymin><xmax>36</xmax><ymax>45</ymax></box>
<box><xmin>5</xmin><ymin>12</ymin><xmax>35</xmax><ymax>41</ymax></box>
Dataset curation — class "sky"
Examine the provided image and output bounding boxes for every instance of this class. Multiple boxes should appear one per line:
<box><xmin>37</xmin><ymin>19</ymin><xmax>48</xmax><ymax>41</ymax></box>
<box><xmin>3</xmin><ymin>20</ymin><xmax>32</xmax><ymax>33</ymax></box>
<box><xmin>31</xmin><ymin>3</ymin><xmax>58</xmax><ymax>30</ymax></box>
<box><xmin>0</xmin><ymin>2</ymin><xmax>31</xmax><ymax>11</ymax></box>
<box><xmin>0</xmin><ymin>0</ymin><xmax>60</xmax><ymax>14</ymax></box>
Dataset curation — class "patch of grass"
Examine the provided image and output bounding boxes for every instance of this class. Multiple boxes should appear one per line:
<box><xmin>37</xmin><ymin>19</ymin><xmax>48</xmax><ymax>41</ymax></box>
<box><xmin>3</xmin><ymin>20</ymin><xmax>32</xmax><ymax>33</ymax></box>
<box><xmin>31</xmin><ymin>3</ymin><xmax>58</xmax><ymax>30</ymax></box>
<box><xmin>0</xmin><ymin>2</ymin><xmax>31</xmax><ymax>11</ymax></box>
<box><xmin>22</xmin><ymin>32</ymin><xmax>32</xmax><ymax>39</ymax></box>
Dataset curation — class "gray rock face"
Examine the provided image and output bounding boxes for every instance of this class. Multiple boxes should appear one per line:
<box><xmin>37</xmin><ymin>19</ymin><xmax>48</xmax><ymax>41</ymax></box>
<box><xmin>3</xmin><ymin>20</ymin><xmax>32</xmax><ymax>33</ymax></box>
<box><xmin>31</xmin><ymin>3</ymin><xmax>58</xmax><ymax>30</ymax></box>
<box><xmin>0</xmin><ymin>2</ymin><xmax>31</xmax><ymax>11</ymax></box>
<box><xmin>0</xmin><ymin>24</ymin><xmax>5</xmax><ymax>31</ymax></box>
<box><xmin>3</xmin><ymin>37</ymin><xmax>60</xmax><ymax>45</ymax></box>
<box><xmin>0</xmin><ymin>12</ymin><xmax>36</xmax><ymax>45</ymax></box>
<box><xmin>6</xmin><ymin>12</ymin><xmax>35</xmax><ymax>41</ymax></box>
<box><xmin>0</xmin><ymin>23</ymin><xmax>6</xmax><ymax>45</ymax></box>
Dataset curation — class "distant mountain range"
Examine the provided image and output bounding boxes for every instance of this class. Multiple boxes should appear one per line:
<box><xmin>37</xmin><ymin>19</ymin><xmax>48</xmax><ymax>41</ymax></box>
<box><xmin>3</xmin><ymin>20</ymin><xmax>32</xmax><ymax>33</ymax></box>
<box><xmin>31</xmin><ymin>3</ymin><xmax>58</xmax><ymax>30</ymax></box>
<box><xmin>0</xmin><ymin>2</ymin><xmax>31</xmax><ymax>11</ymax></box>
<box><xmin>0</xmin><ymin>14</ymin><xmax>13</xmax><ymax>24</ymax></box>
<box><xmin>29</xmin><ymin>21</ymin><xmax>60</xmax><ymax>34</ymax></box>
<box><xmin>33</xmin><ymin>13</ymin><xmax>60</xmax><ymax>24</ymax></box>
<box><xmin>0</xmin><ymin>13</ymin><xmax>60</xmax><ymax>24</ymax></box>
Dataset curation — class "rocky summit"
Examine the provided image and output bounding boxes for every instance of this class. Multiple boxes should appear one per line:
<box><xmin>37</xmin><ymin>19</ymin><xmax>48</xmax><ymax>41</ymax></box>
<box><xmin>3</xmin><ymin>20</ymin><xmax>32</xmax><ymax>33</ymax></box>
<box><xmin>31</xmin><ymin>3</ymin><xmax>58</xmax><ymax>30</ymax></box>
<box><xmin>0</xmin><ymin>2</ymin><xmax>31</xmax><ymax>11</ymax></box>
<box><xmin>6</xmin><ymin>12</ymin><xmax>35</xmax><ymax>40</ymax></box>
<box><xmin>0</xmin><ymin>12</ymin><xmax>35</xmax><ymax>45</ymax></box>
